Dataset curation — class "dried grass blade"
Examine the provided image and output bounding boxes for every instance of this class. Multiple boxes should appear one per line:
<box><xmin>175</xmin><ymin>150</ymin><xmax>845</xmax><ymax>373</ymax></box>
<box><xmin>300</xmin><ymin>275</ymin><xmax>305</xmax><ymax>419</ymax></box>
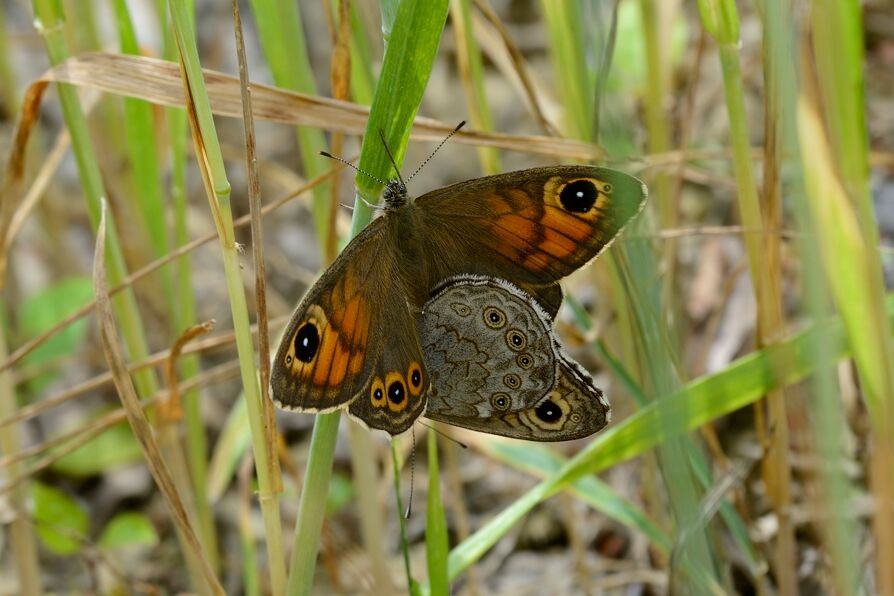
<box><xmin>92</xmin><ymin>201</ymin><xmax>223</xmax><ymax>595</ymax></box>
<box><xmin>471</xmin><ymin>0</ymin><xmax>558</xmax><ymax>137</ymax></box>
<box><xmin>231</xmin><ymin>0</ymin><xmax>280</xmax><ymax>499</ymax></box>
<box><xmin>0</xmin><ymin>360</ymin><xmax>241</xmax><ymax>498</ymax></box>
<box><xmin>37</xmin><ymin>53</ymin><xmax>599</xmax><ymax>159</ymax></box>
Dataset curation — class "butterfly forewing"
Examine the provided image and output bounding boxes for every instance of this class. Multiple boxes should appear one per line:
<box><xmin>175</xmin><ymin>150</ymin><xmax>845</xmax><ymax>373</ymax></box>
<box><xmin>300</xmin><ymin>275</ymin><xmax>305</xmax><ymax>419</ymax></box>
<box><xmin>270</xmin><ymin>220</ymin><xmax>392</xmax><ymax>411</ymax></box>
<box><xmin>416</xmin><ymin>166</ymin><xmax>647</xmax><ymax>291</ymax></box>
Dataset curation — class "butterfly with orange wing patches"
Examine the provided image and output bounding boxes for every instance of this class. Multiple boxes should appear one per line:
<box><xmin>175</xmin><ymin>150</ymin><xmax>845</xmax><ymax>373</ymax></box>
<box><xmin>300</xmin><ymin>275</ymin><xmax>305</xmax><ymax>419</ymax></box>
<box><xmin>271</xmin><ymin>164</ymin><xmax>646</xmax><ymax>436</ymax></box>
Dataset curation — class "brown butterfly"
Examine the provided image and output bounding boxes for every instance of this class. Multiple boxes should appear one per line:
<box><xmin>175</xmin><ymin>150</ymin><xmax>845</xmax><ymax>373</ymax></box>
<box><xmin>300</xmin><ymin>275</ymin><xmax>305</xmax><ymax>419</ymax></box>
<box><xmin>270</xmin><ymin>156</ymin><xmax>647</xmax><ymax>436</ymax></box>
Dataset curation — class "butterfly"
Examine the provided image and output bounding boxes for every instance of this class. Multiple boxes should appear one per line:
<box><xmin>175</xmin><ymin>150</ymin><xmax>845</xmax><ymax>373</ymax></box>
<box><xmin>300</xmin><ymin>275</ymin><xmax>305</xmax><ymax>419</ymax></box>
<box><xmin>270</xmin><ymin>162</ymin><xmax>647</xmax><ymax>436</ymax></box>
<box><xmin>421</xmin><ymin>274</ymin><xmax>609</xmax><ymax>441</ymax></box>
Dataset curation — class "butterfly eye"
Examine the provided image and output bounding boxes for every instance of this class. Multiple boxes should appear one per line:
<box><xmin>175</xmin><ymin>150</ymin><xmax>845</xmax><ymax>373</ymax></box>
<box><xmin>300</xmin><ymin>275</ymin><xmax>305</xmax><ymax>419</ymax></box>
<box><xmin>293</xmin><ymin>323</ymin><xmax>320</xmax><ymax>363</ymax></box>
<box><xmin>516</xmin><ymin>353</ymin><xmax>534</xmax><ymax>369</ymax></box>
<box><xmin>560</xmin><ymin>179</ymin><xmax>598</xmax><ymax>213</ymax></box>
<box><xmin>506</xmin><ymin>329</ymin><xmax>527</xmax><ymax>351</ymax></box>
<box><xmin>535</xmin><ymin>399</ymin><xmax>563</xmax><ymax>423</ymax></box>
<box><xmin>491</xmin><ymin>393</ymin><xmax>511</xmax><ymax>411</ymax></box>
<box><xmin>484</xmin><ymin>307</ymin><xmax>506</xmax><ymax>329</ymax></box>
<box><xmin>503</xmin><ymin>374</ymin><xmax>521</xmax><ymax>389</ymax></box>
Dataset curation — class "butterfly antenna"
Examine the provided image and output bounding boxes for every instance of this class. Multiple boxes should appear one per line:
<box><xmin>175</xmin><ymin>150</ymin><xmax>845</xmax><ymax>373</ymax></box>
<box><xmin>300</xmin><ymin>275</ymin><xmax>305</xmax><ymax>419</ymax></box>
<box><xmin>377</xmin><ymin>130</ymin><xmax>407</xmax><ymax>188</ymax></box>
<box><xmin>406</xmin><ymin>121</ymin><xmax>466</xmax><ymax>182</ymax></box>
<box><xmin>418</xmin><ymin>420</ymin><xmax>468</xmax><ymax>449</ymax></box>
<box><xmin>319</xmin><ymin>150</ymin><xmax>388</xmax><ymax>186</ymax></box>
<box><xmin>405</xmin><ymin>427</ymin><xmax>415</xmax><ymax>519</ymax></box>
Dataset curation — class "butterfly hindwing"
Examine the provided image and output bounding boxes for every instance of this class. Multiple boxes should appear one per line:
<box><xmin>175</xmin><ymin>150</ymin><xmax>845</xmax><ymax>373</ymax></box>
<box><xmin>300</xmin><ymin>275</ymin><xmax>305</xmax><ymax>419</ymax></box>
<box><xmin>422</xmin><ymin>275</ymin><xmax>557</xmax><ymax>416</ymax></box>
<box><xmin>347</xmin><ymin>297</ymin><xmax>428</xmax><ymax>435</ymax></box>
<box><xmin>422</xmin><ymin>276</ymin><xmax>609</xmax><ymax>441</ymax></box>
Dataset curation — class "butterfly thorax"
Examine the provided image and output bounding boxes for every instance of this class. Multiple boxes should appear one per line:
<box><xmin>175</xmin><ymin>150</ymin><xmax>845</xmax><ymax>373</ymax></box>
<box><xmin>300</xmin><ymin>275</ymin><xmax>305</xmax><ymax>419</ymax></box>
<box><xmin>382</xmin><ymin>179</ymin><xmax>409</xmax><ymax>210</ymax></box>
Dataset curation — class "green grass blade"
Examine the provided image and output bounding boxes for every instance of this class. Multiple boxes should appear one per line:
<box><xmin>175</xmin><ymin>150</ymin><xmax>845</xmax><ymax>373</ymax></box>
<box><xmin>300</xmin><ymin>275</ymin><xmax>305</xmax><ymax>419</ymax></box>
<box><xmin>774</xmin><ymin>5</ymin><xmax>864</xmax><ymax>573</ymax></box>
<box><xmin>30</xmin><ymin>0</ymin><xmax>160</xmax><ymax>402</ymax></box>
<box><xmin>698</xmin><ymin>0</ymin><xmax>798</xmax><ymax>588</ymax></box>
<box><xmin>539</xmin><ymin>0</ymin><xmax>591</xmax><ymax>139</ymax></box>
<box><xmin>485</xmin><ymin>441</ymin><xmax>671</xmax><ymax>552</ymax></box>
<box><xmin>0</xmin><ymin>326</ymin><xmax>42</xmax><ymax>594</ymax></box>
<box><xmin>247</xmin><ymin>0</ymin><xmax>332</xmax><ymax>252</ymax></box>
<box><xmin>797</xmin><ymin>88</ymin><xmax>894</xmax><ymax>592</ymax></box>
<box><xmin>426</xmin><ymin>430</ymin><xmax>449</xmax><ymax>594</ymax></box>
<box><xmin>286</xmin><ymin>2</ymin><xmax>449</xmax><ymax>593</ymax></box>
<box><xmin>167</xmin><ymin>1</ymin><xmax>286</xmax><ymax>591</ymax></box>
<box><xmin>441</xmin><ymin>293</ymin><xmax>894</xmax><ymax>583</ymax></box>
<box><xmin>348</xmin><ymin>1</ymin><xmax>376</xmax><ymax>104</ymax></box>
<box><xmin>450</xmin><ymin>0</ymin><xmax>501</xmax><ymax>174</ymax></box>
<box><xmin>0</xmin><ymin>4</ymin><xmax>19</xmax><ymax>114</ymax></box>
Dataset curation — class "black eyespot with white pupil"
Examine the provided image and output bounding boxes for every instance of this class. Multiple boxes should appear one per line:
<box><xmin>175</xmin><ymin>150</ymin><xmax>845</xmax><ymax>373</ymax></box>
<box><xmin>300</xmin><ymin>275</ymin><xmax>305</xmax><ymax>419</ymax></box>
<box><xmin>535</xmin><ymin>399</ymin><xmax>562</xmax><ymax>423</ymax></box>
<box><xmin>517</xmin><ymin>354</ymin><xmax>533</xmax><ymax>369</ymax></box>
<box><xmin>373</xmin><ymin>387</ymin><xmax>384</xmax><ymax>401</ymax></box>
<box><xmin>484</xmin><ymin>307</ymin><xmax>506</xmax><ymax>329</ymax></box>
<box><xmin>560</xmin><ymin>179</ymin><xmax>599</xmax><ymax>213</ymax></box>
<box><xmin>388</xmin><ymin>380</ymin><xmax>406</xmax><ymax>405</ymax></box>
<box><xmin>492</xmin><ymin>393</ymin><xmax>511</xmax><ymax>411</ymax></box>
<box><xmin>503</xmin><ymin>374</ymin><xmax>521</xmax><ymax>389</ymax></box>
<box><xmin>410</xmin><ymin>369</ymin><xmax>421</xmax><ymax>388</ymax></box>
<box><xmin>293</xmin><ymin>323</ymin><xmax>320</xmax><ymax>363</ymax></box>
<box><xmin>506</xmin><ymin>329</ymin><xmax>526</xmax><ymax>351</ymax></box>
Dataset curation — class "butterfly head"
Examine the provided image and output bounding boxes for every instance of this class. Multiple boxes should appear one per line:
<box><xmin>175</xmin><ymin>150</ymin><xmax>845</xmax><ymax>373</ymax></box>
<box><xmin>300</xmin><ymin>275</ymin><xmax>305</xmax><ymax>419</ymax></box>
<box><xmin>382</xmin><ymin>178</ymin><xmax>409</xmax><ymax>210</ymax></box>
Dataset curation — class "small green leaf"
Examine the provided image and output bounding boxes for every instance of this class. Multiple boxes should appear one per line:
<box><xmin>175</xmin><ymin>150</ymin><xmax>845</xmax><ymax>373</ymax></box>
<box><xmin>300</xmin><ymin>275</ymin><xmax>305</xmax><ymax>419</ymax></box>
<box><xmin>33</xmin><ymin>481</ymin><xmax>89</xmax><ymax>555</ymax></box>
<box><xmin>98</xmin><ymin>512</ymin><xmax>158</xmax><ymax>549</ymax></box>
<box><xmin>52</xmin><ymin>419</ymin><xmax>143</xmax><ymax>476</ymax></box>
<box><xmin>18</xmin><ymin>277</ymin><xmax>94</xmax><ymax>393</ymax></box>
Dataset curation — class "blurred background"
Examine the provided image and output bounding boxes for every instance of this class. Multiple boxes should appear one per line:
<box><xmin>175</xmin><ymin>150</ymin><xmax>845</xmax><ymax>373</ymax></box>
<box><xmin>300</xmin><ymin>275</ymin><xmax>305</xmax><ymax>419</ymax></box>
<box><xmin>1</xmin><ymin>0</ymin><xmax>894</xmax><ymax>594</ymax></box>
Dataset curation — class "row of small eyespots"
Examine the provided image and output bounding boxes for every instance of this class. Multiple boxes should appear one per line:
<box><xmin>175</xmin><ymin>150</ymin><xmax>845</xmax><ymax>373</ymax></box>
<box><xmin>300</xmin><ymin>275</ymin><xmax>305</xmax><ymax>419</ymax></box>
<box><xmin>482</xmin><ymin>307</ymin><xmax>531</xmax><ymax>352</ymax></box>
<box><xmin>370</xmin><ymin>362</ymin><xmax>424</xmax><ymax>409</ymax></box>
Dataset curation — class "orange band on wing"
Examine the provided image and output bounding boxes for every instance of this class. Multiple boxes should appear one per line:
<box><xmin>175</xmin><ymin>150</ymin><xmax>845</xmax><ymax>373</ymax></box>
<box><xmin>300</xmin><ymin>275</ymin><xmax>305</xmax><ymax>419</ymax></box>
<box><xmin>540</xmin><ymin>207</ymin><xmax>592</xmax><ymax>241</ymax></box>
<box><xmin>312</xmin><ymin>329</ymin><xmax>340</xmax><ymax>386</ymax></box>
<box><xmin>326</xmin><ymin>345</ymin><xmax>350</xmax><ymax>387</ymax></box>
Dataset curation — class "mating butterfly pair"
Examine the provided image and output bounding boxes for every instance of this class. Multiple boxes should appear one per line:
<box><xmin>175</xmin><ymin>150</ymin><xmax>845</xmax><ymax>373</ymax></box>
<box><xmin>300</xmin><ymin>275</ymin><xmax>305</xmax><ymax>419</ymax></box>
<box><xmin>270</xmin><ymin>165</ymin><xmax>647</xmax><ymax>440</ymax></box>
